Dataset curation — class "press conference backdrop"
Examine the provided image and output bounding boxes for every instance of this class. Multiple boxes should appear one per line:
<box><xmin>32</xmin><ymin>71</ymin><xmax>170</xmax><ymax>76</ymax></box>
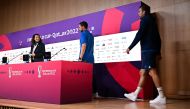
<box><xmin>0</xmin><ymin>31</ymin><xmax>140</xmax><ymax>64</ymax></box>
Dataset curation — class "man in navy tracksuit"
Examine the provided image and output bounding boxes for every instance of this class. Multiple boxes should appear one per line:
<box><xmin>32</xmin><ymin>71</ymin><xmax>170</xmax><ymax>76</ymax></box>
<box><xmin>124</xmin><ymin>4</ymin><xmax>166</xmax><ymax>104</ymax></box>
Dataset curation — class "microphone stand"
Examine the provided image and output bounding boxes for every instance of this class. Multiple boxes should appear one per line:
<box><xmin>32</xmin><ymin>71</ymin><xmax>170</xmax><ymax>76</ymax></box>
<box><xmin>50</xmin><ymin>48</ymin><xmax>67</xmax><ymax>60</ymax></box>
<box><xmin>8</xmin><ymin>53</ymin><xmax>24</xmax><ymax>64</ymax></box>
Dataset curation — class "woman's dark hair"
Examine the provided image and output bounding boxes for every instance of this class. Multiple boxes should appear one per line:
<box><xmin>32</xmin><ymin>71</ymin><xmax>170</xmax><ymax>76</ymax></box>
<box><xmin>79</xmin><ymin>21</ymin><xmax>88</xmax><ymax>29</ymax></box>
<box><xmin>31</xmin><ymin>34</ymin><xmax>42</xmax><ymax>44</ymax></box>
<box><xmin>140</xmin><ymin>4</ymin><xmax>150</xmax><ymax>15</ymax></box>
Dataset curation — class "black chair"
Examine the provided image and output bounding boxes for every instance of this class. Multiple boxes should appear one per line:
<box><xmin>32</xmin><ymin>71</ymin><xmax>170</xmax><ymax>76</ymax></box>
<box><xmin>23</xmin><ymin>54</ymin><xmax>29</xmax><ymax>63</ymax></box>
<box><xmin>44</xmin><ymin>52</ymin><xmax>51</xmax><ymax>61</ymax></box>
<box><xmin>2</xmin><ymin>57</ymin><xmax>7</xmax><ymax>64</ymax></box>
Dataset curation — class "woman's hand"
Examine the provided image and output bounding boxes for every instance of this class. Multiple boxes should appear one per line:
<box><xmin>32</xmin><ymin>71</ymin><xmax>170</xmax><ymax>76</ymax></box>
<box><xmin>32</xmin><ymin>53</ymin><xmax>35</xmax><ymax>57</ymax></box>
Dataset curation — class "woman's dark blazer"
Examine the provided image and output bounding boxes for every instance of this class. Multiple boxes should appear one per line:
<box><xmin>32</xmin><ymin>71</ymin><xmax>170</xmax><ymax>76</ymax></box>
<box><xmin>30</xmin><ymin>42</ymin><xmax>45</xmax><ymax>62</ymax></box>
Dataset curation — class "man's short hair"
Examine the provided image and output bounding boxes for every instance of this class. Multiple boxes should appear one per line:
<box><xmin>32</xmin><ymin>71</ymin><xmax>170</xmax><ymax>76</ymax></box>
<box><xmin>79</xmin><ymin>21</ymin><xmax>88</xmax><ymax>29</ymax></box>
<box><xmin>140</xmin><ymin>4</ymin><xmax>150</xmax><ymax>15</ymax></box>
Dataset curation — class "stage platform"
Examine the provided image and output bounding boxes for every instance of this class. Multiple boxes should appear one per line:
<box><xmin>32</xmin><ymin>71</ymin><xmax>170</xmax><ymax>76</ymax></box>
<box><xmin>0</xmin><ymin>98</ymin><xmax>190</xmax><ymax>109</ymax></box>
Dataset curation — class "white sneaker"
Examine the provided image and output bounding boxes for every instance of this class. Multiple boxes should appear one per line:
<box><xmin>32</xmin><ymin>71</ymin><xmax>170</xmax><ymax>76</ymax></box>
<box><xmin>93</xmin><ymin>92</ymin><xmax>100</xmax><ymax>98</ymax></box>
<box><xmin>149</xmin><ymin>95</ymin><xmax>166</xmax><ymax>104</ymax></box>
<box><xmin>124</xmin><ymin>92</ymin><xmax>137</xmax><ymax>101</ymax></box>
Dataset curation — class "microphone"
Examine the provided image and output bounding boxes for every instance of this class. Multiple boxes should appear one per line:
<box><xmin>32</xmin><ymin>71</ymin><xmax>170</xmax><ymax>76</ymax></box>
<box><xmin>8</xmin><ymin>52</ymin><xmax>24</xmax><ymax>64</ymax></box>
<box><xmin>51</xmin><ymin>47</ymin><xmax>67</xmax><ymax>59</ymax></box>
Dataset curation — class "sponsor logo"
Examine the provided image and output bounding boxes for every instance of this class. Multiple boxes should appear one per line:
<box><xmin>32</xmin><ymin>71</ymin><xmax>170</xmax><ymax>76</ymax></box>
<box><xmin>67</xmin><ymin>69</ymin><xmax>89</xmax><ymax>74</ymax></box>
<box><xmin>25</xmin><ymin>70</ymin><xmax>35</xmax><ymax>74</ymax></box>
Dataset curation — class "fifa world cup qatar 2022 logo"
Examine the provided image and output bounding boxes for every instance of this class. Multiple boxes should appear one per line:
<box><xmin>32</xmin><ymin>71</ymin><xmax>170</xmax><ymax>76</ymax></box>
<box><xmin>38</xmin><ymin>65</ymin><xmax>42</xmax><ymax>78</ymax></box>
<box><xmin>37</xmin><ymin>65</ymin><xmax>57</xmax><ymax>78</ymax></box>
<box><xmin>8</xmin><ymin>67</ymin><xmax>12</xmax><ymax>78</ymax></box>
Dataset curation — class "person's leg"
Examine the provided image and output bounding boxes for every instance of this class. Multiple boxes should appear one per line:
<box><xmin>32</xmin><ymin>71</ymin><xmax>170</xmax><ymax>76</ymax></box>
<box><xmin>149</xmin><ymin>68</ymin><xmax>161</xmax><ymax>88</ymax></box>
<box><xmin>134</xmin><ymin>69</ymin><xmax>148</xmax><ymax>95</ymax></box>
<box><xmin>124</xmin><ymin>69</ymin><xmax>147</xmax><ymax>101</ymax></box>
<box><xmin>149</xmin><ymin>68</ymin><xmax>166</xmax><ymax>104</ymax></box>
<box><xmin>138</xmin><ymin>69</ymin><xmax>148</xmax><ymax>87</ymax></box>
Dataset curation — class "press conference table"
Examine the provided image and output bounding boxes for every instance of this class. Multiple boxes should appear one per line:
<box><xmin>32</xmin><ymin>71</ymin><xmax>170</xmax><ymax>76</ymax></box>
<box><xmin>0</xmin><ymin>61</ymin><xmax>93</xmax><ymax>104</ymax></box>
